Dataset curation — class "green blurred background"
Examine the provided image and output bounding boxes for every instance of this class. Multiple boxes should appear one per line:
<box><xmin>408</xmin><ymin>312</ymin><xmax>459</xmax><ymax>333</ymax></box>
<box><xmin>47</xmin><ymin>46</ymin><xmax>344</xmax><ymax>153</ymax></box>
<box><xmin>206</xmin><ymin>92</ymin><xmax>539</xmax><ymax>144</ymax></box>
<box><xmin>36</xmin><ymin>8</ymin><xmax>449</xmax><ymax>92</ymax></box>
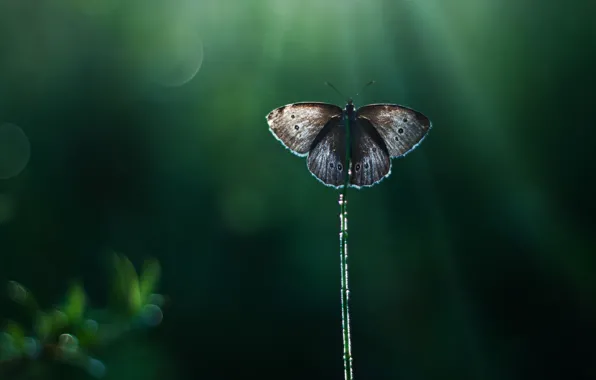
<box><xmin>1</xmin><ymin>0</ymin><xmax>595</xmax><ymax>379</ymax></box>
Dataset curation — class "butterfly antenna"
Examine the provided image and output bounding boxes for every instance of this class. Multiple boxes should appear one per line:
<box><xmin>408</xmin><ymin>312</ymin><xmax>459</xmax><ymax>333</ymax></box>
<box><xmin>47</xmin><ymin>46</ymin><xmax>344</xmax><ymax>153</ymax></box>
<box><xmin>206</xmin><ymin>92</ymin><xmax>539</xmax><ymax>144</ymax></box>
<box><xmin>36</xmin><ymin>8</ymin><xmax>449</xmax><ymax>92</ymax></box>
<box><xmin>355</xmin><ymin>80</ymin><xmax>376</xmax><ymax>98</ymax></box>
<box><xmin>325</xmin><ymin>82</ymin><xmax>349</xmax><ymax>102</ymax></box>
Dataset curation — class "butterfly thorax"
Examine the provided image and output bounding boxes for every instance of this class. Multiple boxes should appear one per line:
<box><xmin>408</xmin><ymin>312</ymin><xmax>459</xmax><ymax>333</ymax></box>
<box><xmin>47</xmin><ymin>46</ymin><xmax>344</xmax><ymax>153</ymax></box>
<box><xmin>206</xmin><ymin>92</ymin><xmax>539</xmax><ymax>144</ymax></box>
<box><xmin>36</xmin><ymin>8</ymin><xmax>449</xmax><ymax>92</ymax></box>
<box><xmin>344</xmin><ymin>99</ymin><xmax>356</xmax><ymax>122</ymax></box>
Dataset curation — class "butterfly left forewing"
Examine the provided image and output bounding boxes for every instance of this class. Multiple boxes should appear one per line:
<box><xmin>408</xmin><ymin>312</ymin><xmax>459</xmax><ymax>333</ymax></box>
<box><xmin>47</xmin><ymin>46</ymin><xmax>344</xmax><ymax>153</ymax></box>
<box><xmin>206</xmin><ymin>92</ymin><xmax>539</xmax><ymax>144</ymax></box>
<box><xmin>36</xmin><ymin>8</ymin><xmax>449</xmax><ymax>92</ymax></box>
<box><xmin>267</xmin><ymin>102</ymin><xmax>343</xmax><ymax>156</ymax></box>
<box><xmin>357</xmin><ymin>104</ymin><xmax>431</xmax><ymax>158</ymax></box>
<box><xmin>350</xmin><ymin>118</ymin><xmax>391</xmax><ymax>188</ymax></box>
<box><xmin>306</xmin><ymin>116</ymin><xmax>347</xmax><ymax>188</ymax></box>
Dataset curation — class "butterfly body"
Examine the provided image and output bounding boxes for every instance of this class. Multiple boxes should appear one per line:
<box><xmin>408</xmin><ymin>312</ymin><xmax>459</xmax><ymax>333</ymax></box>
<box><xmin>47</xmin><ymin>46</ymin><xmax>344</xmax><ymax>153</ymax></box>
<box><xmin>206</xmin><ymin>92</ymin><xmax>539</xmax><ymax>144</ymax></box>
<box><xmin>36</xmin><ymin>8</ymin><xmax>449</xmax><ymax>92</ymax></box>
<box><xmin>267</xmin><ymin>99</ymin><xmax>431</xmax><ymax>189</ymax></box>
<box><xmin>344</xmin><ymin>99</ymin><xmax>357</xmax><ymax>122</ymax></box>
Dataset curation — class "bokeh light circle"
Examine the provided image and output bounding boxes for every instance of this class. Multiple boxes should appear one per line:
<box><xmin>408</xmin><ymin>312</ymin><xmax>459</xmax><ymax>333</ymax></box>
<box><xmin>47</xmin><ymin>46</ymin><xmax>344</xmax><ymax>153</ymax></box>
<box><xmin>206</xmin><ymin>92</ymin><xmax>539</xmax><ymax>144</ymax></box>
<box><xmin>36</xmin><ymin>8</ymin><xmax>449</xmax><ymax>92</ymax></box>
<box><xmin>0</xmin><ymin>123</ymin><xmax>31</xmax><ymax>179</ymax></box>
<box><xmin>148</xmin><ymin>32</ymin><xmax>204</xmax><ymax>87</ymax></box>
<box><xmin>23</xmin><ymin>337</ymin><xmax>41</xmax><ymax>359</ymax></box>
<box><xmin>125</xmin><ymin>3</ymin><xmax>204</xmax><ymax>88</ymax></box>
<box><xmin>87</xmin><ymin>357</ymin><xmax>107</xmax><ymax>378</ymax></box>
<box><xmin>141</xmin><ymin>304</ymin><xmax>163</xmax><ymax>327</ymax></box>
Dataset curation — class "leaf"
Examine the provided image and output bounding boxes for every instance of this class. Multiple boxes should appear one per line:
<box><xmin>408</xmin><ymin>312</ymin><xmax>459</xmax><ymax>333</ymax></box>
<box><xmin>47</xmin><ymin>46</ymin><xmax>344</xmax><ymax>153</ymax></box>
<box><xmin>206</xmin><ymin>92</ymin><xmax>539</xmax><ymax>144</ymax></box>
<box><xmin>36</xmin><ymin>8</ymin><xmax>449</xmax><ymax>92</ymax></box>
<box><xmin>64</xmin><ymin>283</ymin><xmax>86</xmax><ymax>324</ymax></box>
<box><xmin>34</xmin><ymin>312</ymin><xmax>53</xmax><ymax>340</ymax></box>
<box><xmin>5</xmin><ymin>321</ymin><xmax>25</xmax><ymax>350</ymax></box>
<box><xmin>7</xmin><ymin>281</ymin><xmax>29</xmax><ymax>304</ymax></box>
<box><xmin>128</xmin><ymin>279</ymin><xmax>141</xmax><ymax>315</ymax></box>
<box><xmin>7</xmin><ymin>280</ymin><xmax>39</xmax><ymax>313</ymax></box>
<box><xmin>77</xmin><ymin>319</ymin><xmax>99</xmax><ymax>348</ymax></box>
<box><xmin>139</xmin><ymin>259</ymin><xmax>161</xmax><ymax>305</ymax></box>
<box><xmin>51</xmin><ymin>309</ymin><xmax>68</xmax><ymax>330</ymax></box>
<box><xmin>111</xmin><ymin>253</ymin><xmax>141</xmax><ymax>315</ymax></box>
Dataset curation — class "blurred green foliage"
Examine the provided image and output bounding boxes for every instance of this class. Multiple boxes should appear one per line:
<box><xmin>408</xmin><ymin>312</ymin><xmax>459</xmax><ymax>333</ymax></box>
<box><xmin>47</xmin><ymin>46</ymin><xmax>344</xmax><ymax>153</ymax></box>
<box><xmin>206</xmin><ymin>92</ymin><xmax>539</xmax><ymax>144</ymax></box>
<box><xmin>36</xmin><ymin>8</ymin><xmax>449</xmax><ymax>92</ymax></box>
<box><xmin>0</xmin><ymin>254</ymin><xmax>163</xmax><ymax>379</ymax></box>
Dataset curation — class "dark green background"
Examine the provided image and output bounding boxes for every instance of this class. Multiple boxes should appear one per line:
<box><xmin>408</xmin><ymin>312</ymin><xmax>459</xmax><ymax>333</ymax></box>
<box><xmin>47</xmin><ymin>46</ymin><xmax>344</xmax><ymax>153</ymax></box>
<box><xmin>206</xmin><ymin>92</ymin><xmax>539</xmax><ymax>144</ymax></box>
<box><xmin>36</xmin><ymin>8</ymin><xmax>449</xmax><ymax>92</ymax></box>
<box><xmin>1</xmin><ymin>0</ymin><xmax>595</xmax><ymax>379</ymax></box>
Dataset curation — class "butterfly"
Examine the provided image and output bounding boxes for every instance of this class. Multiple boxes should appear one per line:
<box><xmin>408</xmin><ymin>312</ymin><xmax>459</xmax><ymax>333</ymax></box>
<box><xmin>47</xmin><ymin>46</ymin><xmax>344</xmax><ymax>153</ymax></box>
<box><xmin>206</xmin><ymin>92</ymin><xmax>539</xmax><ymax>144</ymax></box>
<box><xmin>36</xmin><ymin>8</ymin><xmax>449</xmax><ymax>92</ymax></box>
<box><xmin>266</xmin><ymin>98</ymin><xmax>432</xmax><ymax>188</ymax></box>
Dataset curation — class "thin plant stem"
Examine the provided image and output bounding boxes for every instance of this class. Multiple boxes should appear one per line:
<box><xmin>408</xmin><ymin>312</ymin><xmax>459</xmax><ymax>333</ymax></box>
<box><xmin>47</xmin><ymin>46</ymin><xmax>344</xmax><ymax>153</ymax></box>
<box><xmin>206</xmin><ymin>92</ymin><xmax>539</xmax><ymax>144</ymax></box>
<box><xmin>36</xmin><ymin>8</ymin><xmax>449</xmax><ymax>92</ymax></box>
<box><xmin>339</xmin><ymin>116</ymin><xmax>353</xmax><ymax>380</ymax></box>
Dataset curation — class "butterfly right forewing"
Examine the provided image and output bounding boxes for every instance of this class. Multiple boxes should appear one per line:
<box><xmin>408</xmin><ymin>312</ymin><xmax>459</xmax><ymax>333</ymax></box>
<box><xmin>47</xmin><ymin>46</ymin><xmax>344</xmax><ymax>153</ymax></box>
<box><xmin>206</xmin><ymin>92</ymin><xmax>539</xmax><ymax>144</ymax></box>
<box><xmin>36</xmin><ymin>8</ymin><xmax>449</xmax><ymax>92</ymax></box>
<box><xmin>357</xmin><ymin>104</ymin><xmax>431</xmax><ymax>158</ymax></box>
<box><xmin>267</xmin><ymin>102</ymin><xmax>343</xmax><ymax>156</ymax></box>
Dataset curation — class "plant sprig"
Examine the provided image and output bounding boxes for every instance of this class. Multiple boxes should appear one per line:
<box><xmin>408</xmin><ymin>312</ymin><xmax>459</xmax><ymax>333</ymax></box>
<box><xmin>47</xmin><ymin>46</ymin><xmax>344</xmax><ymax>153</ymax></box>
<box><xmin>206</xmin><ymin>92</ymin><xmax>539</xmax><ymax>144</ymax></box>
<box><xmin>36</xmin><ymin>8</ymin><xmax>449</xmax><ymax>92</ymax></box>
<box><xmin>0</xmin><ymin>253</ymin><xmax>164</xmax><ymax>379</ymax></box>
<box><xmin>339</xmin><ymin>116</ymin><xmax>354</xmax><ymax>380</ymax></box>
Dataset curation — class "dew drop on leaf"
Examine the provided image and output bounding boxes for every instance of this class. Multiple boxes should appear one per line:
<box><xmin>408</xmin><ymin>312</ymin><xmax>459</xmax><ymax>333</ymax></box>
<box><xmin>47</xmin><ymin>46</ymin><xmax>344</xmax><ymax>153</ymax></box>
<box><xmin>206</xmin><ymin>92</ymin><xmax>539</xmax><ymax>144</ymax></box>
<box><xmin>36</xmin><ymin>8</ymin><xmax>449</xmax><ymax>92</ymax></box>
<box><xmin>23</xmin><ymin>337</ymin><xmax>40</xmax><ymax>359</ymax></box>
<box><xmin>141</xmin><ymin>304</ymin><xmax>163</xmax><ymax>327</ymax></box>
<box><xmin>87</xmin><ymin>357</ymin><xmax>107</xmax><ymax>378</ymax></box>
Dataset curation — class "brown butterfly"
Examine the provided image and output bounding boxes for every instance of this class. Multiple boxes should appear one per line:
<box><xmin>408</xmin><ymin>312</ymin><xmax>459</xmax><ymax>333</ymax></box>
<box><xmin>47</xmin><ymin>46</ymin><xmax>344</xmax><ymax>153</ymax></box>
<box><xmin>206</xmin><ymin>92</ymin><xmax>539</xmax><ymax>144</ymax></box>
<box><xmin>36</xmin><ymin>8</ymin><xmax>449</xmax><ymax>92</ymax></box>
<box><xmin>266</xmin><ymin>93</ymin><xmax>431</xmax><ymax>188</ymax></box>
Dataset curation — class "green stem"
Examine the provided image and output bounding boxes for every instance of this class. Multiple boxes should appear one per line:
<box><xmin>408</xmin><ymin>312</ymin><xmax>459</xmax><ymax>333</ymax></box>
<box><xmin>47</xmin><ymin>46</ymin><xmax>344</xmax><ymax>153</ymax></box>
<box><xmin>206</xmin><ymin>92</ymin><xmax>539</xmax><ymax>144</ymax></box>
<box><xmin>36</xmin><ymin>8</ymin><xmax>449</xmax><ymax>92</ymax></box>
<box><xmin>339</xmin><ymin>117</ymin><xmax>353</xmax><ymax>380</ymax></box>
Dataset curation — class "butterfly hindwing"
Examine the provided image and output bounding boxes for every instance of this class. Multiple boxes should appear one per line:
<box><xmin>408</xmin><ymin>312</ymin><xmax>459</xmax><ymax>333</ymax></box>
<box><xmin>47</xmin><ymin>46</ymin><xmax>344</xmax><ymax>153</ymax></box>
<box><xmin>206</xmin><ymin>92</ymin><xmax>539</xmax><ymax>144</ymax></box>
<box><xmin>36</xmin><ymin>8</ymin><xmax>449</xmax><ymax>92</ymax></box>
<box><xmin>306</xmin><ymin>116</ymin><xmax>347</xmax><ymax>188</ymax></box>
<box><xmin>350</xmin><ymin>118</ymin><xmax>391</xmax><ymax>188</ymax></box>
<box><xmin>357</xmin><ymin>104</ymin><xmax>431</xmax><ymax>158</ymax></box>
<box><xmin>267</xmin><ymin>102</ymin><xmax>343</xmax><ymax>156</ymax></box>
